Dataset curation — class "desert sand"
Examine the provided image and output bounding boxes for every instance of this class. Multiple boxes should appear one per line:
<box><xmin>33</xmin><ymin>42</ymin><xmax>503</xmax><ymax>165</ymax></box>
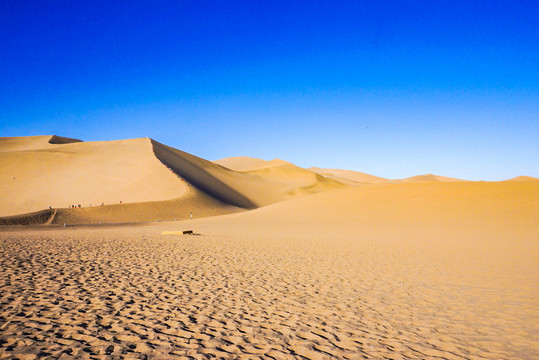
<box><xmin>0</xmin><ymin>135</ymin><xmax>538</xmax><ymax>359</ymax></box>
<box><xmin>0</xmin><ymin>137</ymin><xmax>347</xmax><ymax>221</ymax></box>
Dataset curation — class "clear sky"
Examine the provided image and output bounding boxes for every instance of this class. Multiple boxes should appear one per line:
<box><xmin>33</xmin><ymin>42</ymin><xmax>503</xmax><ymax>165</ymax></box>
<box><xmin>1</xmin><ymin>1</ymin><xmax>537</xmax><ymax>180</ymax></box>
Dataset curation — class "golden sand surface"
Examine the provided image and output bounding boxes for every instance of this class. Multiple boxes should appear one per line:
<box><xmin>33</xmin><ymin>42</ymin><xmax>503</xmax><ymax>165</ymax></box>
<box><xmin>0</xmin><ymin>136</ymin><xmax>347</xmax><ymax>219</ymax></box>
<box><xmin>1</xmin><ymin>181</ymin><xmax>537</xmax><ymax>360</ymax></box>
<box><xmin>1</xmin><ymin>136</ymin><xmax>537</xmax><ymax>359</ymax></box>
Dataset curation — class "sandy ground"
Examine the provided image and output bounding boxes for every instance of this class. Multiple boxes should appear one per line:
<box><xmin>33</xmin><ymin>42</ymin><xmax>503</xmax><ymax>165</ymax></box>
<box><xmin>1</xmin><ymin>212</ymin><xmax>537</xmax><ymax>360</ymax></box>
<box><xmin>1</xmin><ymin>136</ymin><xmax>537</xmax><ymax>359</ymax></box>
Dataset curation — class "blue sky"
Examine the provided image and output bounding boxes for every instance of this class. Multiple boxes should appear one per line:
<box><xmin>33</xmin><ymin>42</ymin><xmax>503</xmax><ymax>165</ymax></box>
<box><xmin>1</xmin><ymin>1</ymin><xmax>537</xmax><ymax>180</ymax></box>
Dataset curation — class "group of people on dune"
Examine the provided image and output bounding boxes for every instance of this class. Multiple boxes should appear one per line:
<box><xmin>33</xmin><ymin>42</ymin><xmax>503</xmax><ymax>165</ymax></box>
<box><xmin>65</xmin><ymin>201</ymin><xmax>123</xmax><ymax>209</ymax></box>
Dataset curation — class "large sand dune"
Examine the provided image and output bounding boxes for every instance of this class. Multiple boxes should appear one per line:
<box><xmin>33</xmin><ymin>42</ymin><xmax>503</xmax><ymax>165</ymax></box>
<box><xmin>0</xmin><ymin>136</ymin><xmax>347</xmax><ymax>222</ymax></box>
<box><xmin>0</xmin><ymin>136</ymin><xmax>189</xmax><ymax>217</ymax></box>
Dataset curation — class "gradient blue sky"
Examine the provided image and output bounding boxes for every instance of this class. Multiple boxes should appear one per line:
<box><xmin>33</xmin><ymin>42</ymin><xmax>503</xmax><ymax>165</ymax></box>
<box><xmin>1</xmin><ymin>1</ymin><xmax>537</xmax><ymax>180</ymax></box>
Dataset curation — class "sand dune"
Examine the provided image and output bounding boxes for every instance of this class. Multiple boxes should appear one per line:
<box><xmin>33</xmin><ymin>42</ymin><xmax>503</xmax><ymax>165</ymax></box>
<box><xmin>221</xmin><ymin>158</ymin><xmax>466</xmax><ymax>185</ymax></box>
<box><xmin>153</xmin><ymin>141</ymin><xmax>347</xmax><ymax>207</ymax></box>
<box><xmin>187</xmin><ymin>180</ymin><xmax>538</xmax><ymax>231</ymax></box>
<box><xmin>505</xmin><ymin>175</ymin><xmax>539</xmax><ymax>182</ymax></box>
<box><xmin>0</xmin><ymin>135</ymin><xmax>533</xmax><ymax>226</ymax></box>
<box><xmin>309</xmin><ymin>166</ymin><xmax>388</xmax><ymax>184</ymax></box>
<box><xmin>1</xmin><ymin>179</ymin><xmax>536</xmax><ymax>359</ymax></box>
<box><xmin>397</xmin><ymin>173</ymin><xmax>466</xmax><ymax>182</ymax></box>
<box><xmin>214</xmin><ymin>156</ymin><xmax>352</xmax><ymax>190</ymax></box>
<box><xmin>0</xmin><ymin>137</ymin><xmax>189</xmax><ymax>217</ymax></box>
<box><xmin>0</xmin><ymin>136</ymin><xmax>348</xmax><ymax>223</ymax></box>
<box><xmin>219</xmin><ymin>156</ymin><xmax>469</xmax><ymax>185</ymax></box>
<box><xmin>214</xmin><ymin>156</ymin><xmax>290</xmax><ymax>171</ymax></box>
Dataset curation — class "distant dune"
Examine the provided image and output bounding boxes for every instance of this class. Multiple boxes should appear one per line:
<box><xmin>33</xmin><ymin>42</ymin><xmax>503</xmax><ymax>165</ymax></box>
<box><xmin>396</xmin><ymin>173</ymin><xmax>466</xmax><ymax>183</ymax></box>
<box><xmin>309</xmin><ymin>167</ymin><xmax>388</xmax><ymax>184</ymax></box>
<box><xmin>505</xmin><ymin>175</ymin><xmax>539</xmax><ymax>182</ymax></box>
<box><xmin>214</xmin><ymin>156</ymin><xmax>290</xmax><ymax>171</ymax></box>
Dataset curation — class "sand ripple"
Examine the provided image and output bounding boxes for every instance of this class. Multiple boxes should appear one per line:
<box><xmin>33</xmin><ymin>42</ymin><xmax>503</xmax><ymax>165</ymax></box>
<box><xmin>0</xmin><ymin>228</ymin><xmax>537</xmax><ymax>359</ymax></box>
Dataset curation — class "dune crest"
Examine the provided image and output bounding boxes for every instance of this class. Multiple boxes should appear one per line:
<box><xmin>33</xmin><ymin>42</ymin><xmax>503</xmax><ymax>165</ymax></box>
<box><xmin>0</xmin><ymin>135</ymin><xmax>81</xmax><ymax>152</ymax></box>
<box><xmin>0</xmin><ymin>137</ymin><xmax>188</xmax><ymax>217</ymax></box>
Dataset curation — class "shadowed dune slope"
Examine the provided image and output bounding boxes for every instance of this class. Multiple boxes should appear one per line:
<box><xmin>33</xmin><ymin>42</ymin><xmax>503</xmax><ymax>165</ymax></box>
<box><xmin>153</xmin><ymin>143</ymin><xmax>348</xmax><ymax>208</ymax></box>
<box><xmin>0</xmin><ymin>209</ymin><xmax>56</xmax><ymax>226</ymax></box>
<box><xmin>0</xmin><ymin>137</ymin><xmax>188</xmax><ymax>216</ymax></box>
<box><xmin>506</xmin><ymin>175</ymin><xmax>539</xmax><ymax>182</ymax></box>
<box><xmin>0</xmin><ymin>188</ymin><xmax>240</xmax><ymax>226</ymax></box>
<box><xmin>151</xmin><ymin>142</ymin><xmax>259</xmax><ymax>209</ymax></box>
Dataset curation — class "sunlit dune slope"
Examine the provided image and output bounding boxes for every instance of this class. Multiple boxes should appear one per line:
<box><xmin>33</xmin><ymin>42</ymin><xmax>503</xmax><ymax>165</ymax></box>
<box><xmin>187</xmin><ymin>180</ymin><xmax>538</xmax><ymax>233</ymax></box>
<box><xmin>214</xmin><ymin>156</ymin><xmax>290</xmax><ymax>171</ymax></box>
<box><xmin>309</xmin><ymin>167</ymin><xmax>388</xmax><ymax>184</ymax></box>
<box><xmin>505</xmin><ymin>175</ymin><xmax>539</xmax><ymax>182</ymax></box>
<box><xmin>0</xmin><ymin>137</ymin><xmax>188</xmax><ymax>216</ymax></box>
<box><xmin>0</xmin><ymin>135</ymin><xmax>82</xmax><ymax>152</ymax></box>
<box><xmin>398</xmin><ymin>173</ymin><xmax>466</xmax><ymax>182</ymax></box>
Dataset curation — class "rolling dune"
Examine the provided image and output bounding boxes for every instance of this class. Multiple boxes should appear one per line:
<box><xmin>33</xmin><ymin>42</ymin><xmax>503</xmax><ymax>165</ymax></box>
<box><xmin>309</xmin><ymin>167</ymin><xmax>388</xmax><ymax>184</ymax></box>
<box><xmin>0</xmin><ymin>137</ymin><xmax>350</xmax><ymax>223</ymax></box>
<box><xmin>397</xmin><ymin>174</ymin><xmax>466</xmax><ymax>183</ymax></box>
<box><xmin>214</xmin><ymin>156</ymin><xmax>290</xmax><ymax>171</ymax></box>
